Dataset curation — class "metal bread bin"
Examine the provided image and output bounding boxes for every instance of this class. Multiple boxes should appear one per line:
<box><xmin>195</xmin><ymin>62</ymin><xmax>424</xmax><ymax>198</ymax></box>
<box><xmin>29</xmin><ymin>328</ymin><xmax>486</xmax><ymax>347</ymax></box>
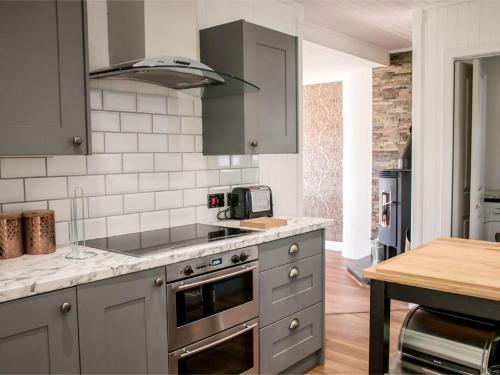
<box><xmin>23</xmin><ymin>210</ymin><xmax>56</xmax><ymax>255</ymax></box>
<box><xmin>0</xmin><ymin>212</ymin><xmax>24</xmax><ymax>259</ymax></box>
<box><xmin>399</xmin><ymin>306</ymin><xmax>500</xmax><ymax>374</ymax></box>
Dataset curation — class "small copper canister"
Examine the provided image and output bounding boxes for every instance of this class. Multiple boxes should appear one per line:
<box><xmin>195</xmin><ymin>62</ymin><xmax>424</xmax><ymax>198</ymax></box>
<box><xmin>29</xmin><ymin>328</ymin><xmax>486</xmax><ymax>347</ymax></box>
<box><xmin>23</xmin><ymin>210</ymin><xmax>56</xmax><ymax>255</ymax></box>
<box><xmin>0</xmin><ymin>212</ymin><xmax>24</xmax><ymax>259</ymax></box>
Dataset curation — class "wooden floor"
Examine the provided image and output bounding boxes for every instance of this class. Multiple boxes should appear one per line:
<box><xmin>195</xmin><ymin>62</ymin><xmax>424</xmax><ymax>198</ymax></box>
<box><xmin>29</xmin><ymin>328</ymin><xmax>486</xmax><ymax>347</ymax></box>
<box><xmin>307</xmin><ymin>251</ymin><xmax>409</xmax><ymax>374</ymax></box>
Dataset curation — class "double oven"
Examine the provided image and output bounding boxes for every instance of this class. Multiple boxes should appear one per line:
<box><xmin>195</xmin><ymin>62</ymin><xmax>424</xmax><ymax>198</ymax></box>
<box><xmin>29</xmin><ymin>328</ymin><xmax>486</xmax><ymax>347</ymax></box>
<box><xmin>166</xmin><ymin>246</ymin><xmax>259</xmax><ymax>374</ymax></box>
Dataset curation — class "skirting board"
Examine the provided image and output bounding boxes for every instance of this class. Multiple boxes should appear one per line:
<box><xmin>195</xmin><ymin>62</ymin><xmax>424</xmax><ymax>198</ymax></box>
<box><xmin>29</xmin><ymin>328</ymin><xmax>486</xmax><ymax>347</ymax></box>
<box><xmin>325</xmin><ymin>240</ymin><xmax>342</xmax><ymax>252</ymax></box>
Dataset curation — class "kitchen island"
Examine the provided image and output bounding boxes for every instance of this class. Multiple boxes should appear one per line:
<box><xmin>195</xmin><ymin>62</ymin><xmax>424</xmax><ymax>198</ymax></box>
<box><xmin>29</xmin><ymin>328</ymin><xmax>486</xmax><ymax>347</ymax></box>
<box><xmin>364</xmin><ymin>237</ymin><xmax>500</xmax><ymax>375</ymax></box>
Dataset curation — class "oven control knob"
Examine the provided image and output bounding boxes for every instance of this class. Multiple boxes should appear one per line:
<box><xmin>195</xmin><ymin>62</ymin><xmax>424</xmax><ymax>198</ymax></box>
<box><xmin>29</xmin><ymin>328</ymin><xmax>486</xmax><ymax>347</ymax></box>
<box><xmin>231</xmin><ymin>255</ymin><xmax>240</xmax><ymax>264</ymax></box>
<box><xmin>239</xmin><ymin>253</ymin><xmax>249</xmax><ymax>262</ymax></box>
<box><xmin>183</xmin><ymin>265</ymin><xmax>194</xmax><ymax>276</ymax></box>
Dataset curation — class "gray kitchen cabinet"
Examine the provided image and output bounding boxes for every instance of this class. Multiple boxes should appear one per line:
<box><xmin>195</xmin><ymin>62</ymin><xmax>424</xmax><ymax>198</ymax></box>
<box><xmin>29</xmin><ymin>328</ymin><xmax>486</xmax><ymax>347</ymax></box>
<box><xmin>0</xmin><ymin>0</ymin><xmax>90</xmax><ymax>155</ymax></box>
<box><xmin>0</xmin><ymin>288</ymin><xmax>80</xmax><ymax>374</ymax></box>
<box><xmin>200</xmin><ymin>20</ymin><xmax>297</xmax><ymax>155</ymax></box>
<box><xmin>77</xmin><ymin>268</ymin><xmax>169</xmax><ymax>374</ymax></box>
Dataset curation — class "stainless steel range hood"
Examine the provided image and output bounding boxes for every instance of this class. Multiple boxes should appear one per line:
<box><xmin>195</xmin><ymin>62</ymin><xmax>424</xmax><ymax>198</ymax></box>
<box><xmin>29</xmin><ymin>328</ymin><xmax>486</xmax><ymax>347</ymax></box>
<box><xmin>89</xmin><ymin>0</ymin><xmax>258</xmax><ymax>97</ymax></box>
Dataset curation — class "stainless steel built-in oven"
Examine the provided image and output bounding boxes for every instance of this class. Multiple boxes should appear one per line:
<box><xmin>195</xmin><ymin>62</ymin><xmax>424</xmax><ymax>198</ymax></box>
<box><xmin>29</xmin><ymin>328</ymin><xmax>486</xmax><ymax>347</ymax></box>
<box><xmin>168</xmin><ymin>318</ymin><xmax>259</xmax><ymax>374</ymax></box>
<box><xmin>166</xmin><ymin>246</ymin><xmax>259</xmax><ymax>374</ymax></box>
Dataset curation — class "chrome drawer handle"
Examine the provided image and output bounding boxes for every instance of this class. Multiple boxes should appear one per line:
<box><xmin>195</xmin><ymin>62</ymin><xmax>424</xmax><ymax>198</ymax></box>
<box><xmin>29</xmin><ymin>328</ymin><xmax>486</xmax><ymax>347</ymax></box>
<box><xmin>289</xmin><ymin>318</ymin><xmax>300</xmax><ymax>330</ymax></box>
<box><xmin>288</xmin><ymin>267</ymin><xmax>299</xmax><ymax>279</ymax></box>
<box><xmin>289</xmin><ymin>243</ymin><xmax>299</xmax><ymax>254</ymax></box>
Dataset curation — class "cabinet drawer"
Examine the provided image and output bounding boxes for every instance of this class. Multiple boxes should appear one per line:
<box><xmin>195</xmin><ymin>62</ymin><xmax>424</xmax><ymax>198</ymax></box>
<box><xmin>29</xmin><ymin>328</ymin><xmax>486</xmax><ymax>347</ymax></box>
<box><xmin>260</xmin><ymin>254</ymin><xmax>323</xmax><ymax>327</ymax></box>
<box><xmin>260</xmin><ymin>302</ymin><xmax>323</xmax><ymax>375</ymax></box>
<box><xmin>259</xmin><ymin>230</ymin><xmax>323</xmax><ymax>272</ymax></box>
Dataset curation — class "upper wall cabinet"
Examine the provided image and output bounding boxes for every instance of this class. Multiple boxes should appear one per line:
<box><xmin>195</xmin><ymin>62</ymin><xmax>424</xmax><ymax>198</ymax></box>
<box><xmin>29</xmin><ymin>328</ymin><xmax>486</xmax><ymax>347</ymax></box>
<box><xmin>0</xmin><ymin>0</ymin><xmax>89</xmax><ymax>156</ymax></box>
<box><xmin>201</xmin><ymin>20</ymin><xmax>298</xmax><ymax>155</ymax></box>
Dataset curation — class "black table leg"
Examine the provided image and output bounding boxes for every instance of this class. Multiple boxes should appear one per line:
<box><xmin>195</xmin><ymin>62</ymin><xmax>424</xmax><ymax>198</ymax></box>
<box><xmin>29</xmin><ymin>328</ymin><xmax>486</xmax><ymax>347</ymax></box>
<box><xmin>369</xmin><ymin>280</ymin><xmax>391</xmax><ymax>375</ymax></box>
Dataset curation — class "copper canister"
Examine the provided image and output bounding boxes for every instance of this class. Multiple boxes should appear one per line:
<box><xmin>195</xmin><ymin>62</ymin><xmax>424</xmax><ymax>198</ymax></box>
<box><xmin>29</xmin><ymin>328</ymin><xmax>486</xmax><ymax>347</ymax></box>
<box><xmin>0</xmin><ymin>212</ymin><xmax>24</xmax><ymax>259</ymax></box>
<box><xmin>23</xmin><ymin>210</ymin><xmax>56</xmax><ymax>255</ymax></box>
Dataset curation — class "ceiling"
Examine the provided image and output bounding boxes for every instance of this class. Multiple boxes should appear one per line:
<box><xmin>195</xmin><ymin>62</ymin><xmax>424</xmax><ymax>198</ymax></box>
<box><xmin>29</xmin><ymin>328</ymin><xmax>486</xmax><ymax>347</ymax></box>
<box><xmin>302</xmin><ymin>40</ymin><xmax>382</xmax><ymax>85</ymax></box>
<box><xmin>298</xmin><ymin>0</ymin><xmax>455</xmax><ymax>51</ymax></box>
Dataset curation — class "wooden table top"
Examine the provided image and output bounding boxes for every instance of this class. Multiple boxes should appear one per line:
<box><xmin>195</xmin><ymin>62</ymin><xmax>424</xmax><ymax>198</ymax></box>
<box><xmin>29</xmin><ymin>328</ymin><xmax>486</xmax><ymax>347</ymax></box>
<box><xmin>363</xmin><ymin>237</ymin><xmax>500</xmax><ymax>301</ymax></box>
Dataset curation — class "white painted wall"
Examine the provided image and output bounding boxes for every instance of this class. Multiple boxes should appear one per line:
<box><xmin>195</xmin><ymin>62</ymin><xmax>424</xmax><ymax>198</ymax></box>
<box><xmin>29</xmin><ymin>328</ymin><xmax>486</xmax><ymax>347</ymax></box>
<box><xmin>484</xmin><ymin>57</ymin><xmax>500</xmax><ymax>191</ymax></box>
<box><xmin>342</xmin><ymin>69</ymin><xmax>373</xmax><ymax>259</ymax></box>
<box><xmin>412</xmin><ymin>0</ymin><xmax>500</xmax><ymax>246</ymax></box>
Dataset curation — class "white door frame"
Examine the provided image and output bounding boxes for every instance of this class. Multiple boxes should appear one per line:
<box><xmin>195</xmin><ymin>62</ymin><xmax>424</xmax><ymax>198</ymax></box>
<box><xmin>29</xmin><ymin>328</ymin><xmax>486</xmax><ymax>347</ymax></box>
<box><xmin>412</xmin><ymin>34</ymin><xmax>500</xmax><ymax>245</ymax></box>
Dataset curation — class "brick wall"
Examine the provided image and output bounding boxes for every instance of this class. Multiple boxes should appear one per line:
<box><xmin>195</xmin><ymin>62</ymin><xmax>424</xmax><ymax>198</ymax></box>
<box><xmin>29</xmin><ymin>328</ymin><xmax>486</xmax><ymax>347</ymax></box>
<box><xmin>372</xmin><ymin>51</ymin><xmax>412</xmax><ymax>236</ymax></box>
<box><xmin>303</xmin><ymin>82</ymin><xmax>343</xmax><ymax>241</ymax></box>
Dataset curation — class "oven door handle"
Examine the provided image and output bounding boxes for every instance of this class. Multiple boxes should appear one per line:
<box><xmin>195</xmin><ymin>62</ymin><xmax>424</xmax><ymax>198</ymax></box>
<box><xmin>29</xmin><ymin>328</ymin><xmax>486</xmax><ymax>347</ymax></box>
<box><xmin>173</xmin><ymin>264</ymin><xmax>258</xmax><ymax>291</ymax></box>
<box><xmin>179</xmin><ymin>322</ymin><xmax>258</xmax><ymax>359</ymax></box>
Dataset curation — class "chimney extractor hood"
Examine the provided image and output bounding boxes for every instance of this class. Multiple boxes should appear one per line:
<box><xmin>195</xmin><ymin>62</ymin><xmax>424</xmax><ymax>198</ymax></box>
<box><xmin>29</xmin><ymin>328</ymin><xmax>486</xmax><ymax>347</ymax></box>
<box><xmin>89</xmin><ymin>1</ymin><xmax>258</xmax><ymax>97</ymax></box>
<box><xmin>89</xmin><ymin>56</ymin><xmax>259</xmax><ymax>97</ymax></box>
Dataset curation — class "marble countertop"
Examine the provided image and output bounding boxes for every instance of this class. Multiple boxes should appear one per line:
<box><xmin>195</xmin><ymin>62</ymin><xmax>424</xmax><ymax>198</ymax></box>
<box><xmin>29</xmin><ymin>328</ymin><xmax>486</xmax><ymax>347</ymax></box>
<box><xmin>0</xmin><ymin>216</ymin><xmax>333</xmax><ymax>303</ymax></box>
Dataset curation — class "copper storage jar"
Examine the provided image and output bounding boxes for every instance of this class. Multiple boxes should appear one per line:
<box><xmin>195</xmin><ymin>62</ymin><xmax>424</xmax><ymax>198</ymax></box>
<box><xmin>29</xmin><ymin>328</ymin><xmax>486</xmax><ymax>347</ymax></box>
<box><xmin>0</xmin><ymin>212</ymin><xmax>24</xmax><ymax>259</ymax></box>
<box><xmin>23</xmin><ymin>210</ymin><xmax>56</xmax><ymax>255</ymax></box>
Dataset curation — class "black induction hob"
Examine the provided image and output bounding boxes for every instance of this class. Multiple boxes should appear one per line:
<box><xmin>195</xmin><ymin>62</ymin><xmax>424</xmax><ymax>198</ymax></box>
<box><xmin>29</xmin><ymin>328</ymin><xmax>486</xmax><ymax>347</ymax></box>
<box><xmin>82</xmin><ymin>223</ymin><xmax>253</xmax><ymax>257</ymax></box>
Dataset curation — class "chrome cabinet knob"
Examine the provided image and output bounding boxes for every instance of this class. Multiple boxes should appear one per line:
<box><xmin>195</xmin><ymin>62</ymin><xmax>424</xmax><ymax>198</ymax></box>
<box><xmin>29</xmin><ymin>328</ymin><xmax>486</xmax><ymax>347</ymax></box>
<box><xmin>289</xmin><ymin>318</ymin><xmax>300</xmax><ymax>330</ymax></box>
<box><xmin>61</xmin><ymin>302</ymin><xmax>72</xmax><ymax>313</ymax></box>
<box><xmin>288</xmin><ymin>267</ymin><xmax>299</xmax><ymax>279</ymax></box>
<box><xmin>289</xmin><ymin>243</ymin><xmax>299</xmax><ymax>254</ymax></box>
<box><xmin>250</xmin><ymin>140</ymin><xmax>258</xmax><ymax>147</ymax></box>
<box><xmin>154</xmin><ymin>277</ymin><xmax>164</xmax><ymax>287</ymax></box>
<box><xmin>73</xmin><ymin>136</ymin><xmax>83</xmax><ymax>146</ymax></box>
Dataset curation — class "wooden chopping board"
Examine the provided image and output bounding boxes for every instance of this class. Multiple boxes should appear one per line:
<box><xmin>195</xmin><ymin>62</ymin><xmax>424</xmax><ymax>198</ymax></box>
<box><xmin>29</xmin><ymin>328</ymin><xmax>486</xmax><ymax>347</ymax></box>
<box><xmin>240</xmin><ymin>217</ymin><xmax>288</xmax><ymax>229</ymax></box>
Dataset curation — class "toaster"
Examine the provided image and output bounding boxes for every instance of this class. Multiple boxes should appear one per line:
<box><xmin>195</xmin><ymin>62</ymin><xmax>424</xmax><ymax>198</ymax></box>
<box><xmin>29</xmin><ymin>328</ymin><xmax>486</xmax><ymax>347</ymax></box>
<box><xmin>229</xmin><ymin>186</ymin><xmax>273</xmax><ymax>219</ymax></box>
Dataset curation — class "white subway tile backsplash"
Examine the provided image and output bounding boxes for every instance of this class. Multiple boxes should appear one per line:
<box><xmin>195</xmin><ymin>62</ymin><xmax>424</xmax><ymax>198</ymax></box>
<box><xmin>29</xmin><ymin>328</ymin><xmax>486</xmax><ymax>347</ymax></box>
<box><xmin>207</xmin><ymin>155</ymin><xmax>230</xmax><ymax>170</ymax></box>
<box><xmin>106</xmin><ymin>174</ymin><xmax>139</xmax><ymax>194</ymax></box>
<box><xmin>140</xmin><ymin>210</ymin><xmax>170</xmax><ymax>231</ymax></box>
<box><xmin>124</xmin><ymin>192</ymin><xmax>155</xmax><ymax>214</ymax></box>
<box><xmin>167</xmin><ymin>97</ymin><xmax>194</xmax><ymax>116</ymax></box>
<box><xmin>3</xmin><ymin>200</ymin><xmax>47</xmax><ymax>213</ymax></box>
<box><xmin>137</xmin><ymin>94</ymin><xmax>167</xmax><ymax>114</ymax></box>
<box><xmin>87</xmin><ymin>154</ymin><xmax>122</xmax><ymax>175</ymax></box>
<box><xmin>123</xmin><ymin>153</ymin><xmax>154</xmax><ymax>173</ymax></box>
<box><xmin>195</xmin><ymin>170</ymin><xmax>219</xmax><ymax>188</ymax></box>
<box><xmin>231</xmin><ymin>155</ymin><xmax>252</xmax><ymax>168</ymax></box>
<box><xmin>55</xmin><ymin>222</ymin><xmax>69</xmax><ymax>245</ymax></box>
<box><xmin>184</xmin><ymin>188</ymin><xmax>208</xmax><ymax>207</ymax></box>
<box><xmin>92</xmin><ymin>132</ymin><xmax>105</xmax><ymax>153</ymax></box>
<box><xmin>220</xmin><ymin>169</ymin><xmax>242</xmax><ymax>185</ymax></box>
<box><xmin>251</xmin><ymin>155</ymin><xmax>259</xmax><ymax>167</ymax></box>
<box><xmin>242</xmin><ymin>168</ymin><xmax>259</xmax><ymax>184</ymax></box>
<box><xmin>25</xmin><ymin>177</ymin><xmax>67</xmax><ymax>201</ymax></box>
<box><xmin>103</xmin><ymin>90</ymin><xmax>136</xmax><ymax>112</ymax></box>
<box><xmin>153</xmin><ymin>115</ymin><xmax>181</xmax><ymax>134</ymax></box>
<box><xmin>194</xmin><ymin>99</ymin><xmax>202</xmax><ymax>117</ymax></box>
<box><xmin>81</xmin><ymin>217</ymin><xmax>107</xmax><ymax>240</ymax></box>
<box><xmin>68</xmin><ymin>175</ymin><xmax>106</xmax><ymax>197</ymax></box>
<box><xmin>139</xmin><ymin>173</ymin><xmax>169</xmax><ymax>192</ymax></box>
<box><xmin>107</xmin><ymin>214</ymin><xmax>140</xmax><ymax>236</ymax></box>
<box><xmin>91</xmin><ymin>111</ymin><xmax>120</xmax><ymax>132</ymax></box>
<box><xmin>1</xmin><ymin>158</ymin><xmax>46</xmax><ymax>178</ymax></box>
<box><xmin>170</xmin><ymin>207</ymin><xmax>196</xmax><ymax>227</ymax></box>
<box><xmin>88</xmin><ymin>195</ymin><xmax>123</xmax><ymax>218</ymax></box>
<box><xmin>49</xmin><ymin>199</ymin><xmax>86</xmax><ymax>222</ymax></box>
<box><xmin>155</xmin><ymin>190</ymin><xmax>183</xmax><ymax>210</ymax></box>
<box><xmin>196</xmin><ymin>205</ymin><xmax>218</xmax><ymax>223</ymax></box>
<box><xmin>139</xmin><ymin>134</ymin><xmax>168</xmax><ymax>152</ymax></box>
<box><xmin>168</xmin><ymin>135</ymin><xmax>195</xmax><ymax>152</ymax></box>
<box><xmin>90</xmin><ymin>89</ymin><xmax>103</xmax><ymax>110</ymax></box>
<box><xmin>121</xmin><ymin>113</ymin><xmax>152</xmax><ymax>133</ymax></box>
<box><xmin>195</xmin><ymin>136</ymin><xmax>203</xmax><ymax>152</ymax></box>
<box><xmin>105</xmin><ymin>133</ymin><xmax>138</xmax><ymax>153</ymax></box>
<box><xmin>182</xmin><ymin>153</ymin><xmax>207</xmax><ymax>170</ymax></box>
<box><xmin>182</xmin><ymin>117</ymin><xmax>202</xmax><ymax>135</ymax></box>
<box><xmin>47</xmin><ymin>156</ymin><xmax>86</xmax><ymax>176</ymax></box>
<box><xmin>155</xmin><ymin>153</ymin><xmax>182</xmax><ymax>172</ymax></box>
<box><xmin>169</xmin><ymin>171</ymin><xmax>196</xmax><ymax>190</ymax></box>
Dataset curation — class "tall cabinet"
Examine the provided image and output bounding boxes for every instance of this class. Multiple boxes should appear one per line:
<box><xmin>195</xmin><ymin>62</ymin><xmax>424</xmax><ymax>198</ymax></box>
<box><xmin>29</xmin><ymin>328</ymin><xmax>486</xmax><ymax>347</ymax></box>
<box><xmin>200</xmin><ymin>20</ymin><xmax>298</xmax><ymax>155</ymax></box>
<box><xmin>0</xmin><ymin>0</ymin><xmax>90</xmax><ymax>155</ymax></box>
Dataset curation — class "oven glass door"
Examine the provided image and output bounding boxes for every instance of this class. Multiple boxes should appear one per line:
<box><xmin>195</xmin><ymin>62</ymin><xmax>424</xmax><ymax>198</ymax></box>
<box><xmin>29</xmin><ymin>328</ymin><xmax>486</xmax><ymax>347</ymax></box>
<box><xmin>169</xmin><ymin>319</ymin><xmax>259</xmax><ymax>375</ymax></box>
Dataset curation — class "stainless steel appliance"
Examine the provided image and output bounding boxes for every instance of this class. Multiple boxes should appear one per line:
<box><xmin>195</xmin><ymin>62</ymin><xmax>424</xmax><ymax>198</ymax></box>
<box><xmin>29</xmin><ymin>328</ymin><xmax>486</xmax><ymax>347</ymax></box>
<box><xmin>229</xmin><ymin>186</ymin><xmax>273</xmax><ymax>220</ymax></box>
<box><xmin>166</xmin><ymin>247</ymin><xmax>259</xmax><ymax>374</ymax></box>
<box><xmin>83</xmin><ymin>224</ymin><xmax>253</xmax><ymax>257</ymax></box>
<box><xmin>390</xmin><ymin>306</ymin><xmax>500</xmax><ymax>375</ymax></box>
